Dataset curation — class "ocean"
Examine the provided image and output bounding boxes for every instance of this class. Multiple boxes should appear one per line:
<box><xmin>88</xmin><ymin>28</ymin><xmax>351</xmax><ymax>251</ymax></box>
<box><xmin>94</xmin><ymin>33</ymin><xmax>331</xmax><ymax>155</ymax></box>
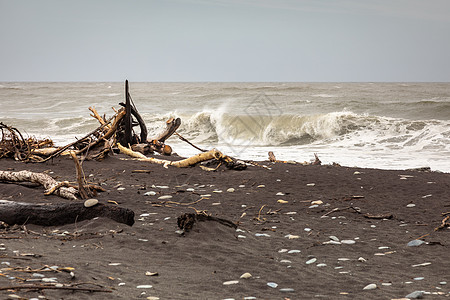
<box><xmin>1</xmin><ymin>82</ymin><xmax>449</xmax><ymax>172</ymax></box>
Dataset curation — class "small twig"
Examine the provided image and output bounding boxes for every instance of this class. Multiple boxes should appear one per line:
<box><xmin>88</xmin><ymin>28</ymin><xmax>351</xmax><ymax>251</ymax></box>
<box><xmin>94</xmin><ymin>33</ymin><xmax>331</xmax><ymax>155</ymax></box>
<box><xmin>175</xmin><ymin>132</ymin><xmax>207</xmax><ymax>152</ymax></box>
<box><xmin>255</xmin><ymin>205</ymin><xmax>267</xmax><ymax>222</ymax></box>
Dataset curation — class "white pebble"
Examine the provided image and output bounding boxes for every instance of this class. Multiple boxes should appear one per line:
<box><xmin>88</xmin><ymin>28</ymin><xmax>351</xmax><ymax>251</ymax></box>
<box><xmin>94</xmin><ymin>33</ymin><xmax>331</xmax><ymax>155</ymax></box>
<box><xmin>363</xmin><ymin>283</ymin><xmax>377</xmax><ymax>290</ymax></box>
<box><xmin>136</xmin><ymin>285</ymin><xmax>153</xmax><ymax>289</ymax></box>
<box><xmin>287</xmin><ymin>250</ymin><xmax>301</xmax><ymax>254</ymax></box>
<box><xmin>227</xmin><ymin>188</ymin><xmax>235</xmax><ymax>193</ymax></box>
<box><xmin>84</xmin><ymin>199</ymin><xmax>98</xmax><ymax>208</ymax></box>
<box><xmin>186</xmin><ymin>188</ymin><xmax>195</xmax><ymax>192</ymax></box>
<box><xmin>341</xmin><ymin>240</ymin><xmax>356</xmax><ymax>245</ymax></box>
<box><xmin>306</xmin><ymin>258</ymin><xmax>317</xmax><ymax>264</ymax></box>
<box><xmin>316</xmin><ymin>263</ymin><xmax>327</xmax><ymax>267</ymax></box>
<box><xmin>240</xmin><ymin>272</ymin><xmax>252</xmax><ymax>279</ymax></box>
<box><xmin>223</xmin><ymin>280</ymin><xmax>239</xmax><ymax>285</ymax></box>
<box><xmin>144</xmin><ymin>191</ymin><xmax>156</xmax><ymax>196</ymax></box>
<box><xmin>406</xmin><ymin>203</ymin><xmax>416</xmax><ymax>208</ymax></box>
<box><xmin>267</xmin><ymin>282</ymin><xmax>278</xmax><ymax>288</ymax></box>
<box><xmin>276</xmin><ymin>192</ymin><xmax>285</xmax><ymax>196</ymax></box>
<box><xmin>158</xmin><ymin>195</ymin><xmax>172</xmax><ymax>200</ymax></box>
<box><xmin>257</xmin><ymin>185</ymin><xmax>265</xmax><ymax>188</ymax></box>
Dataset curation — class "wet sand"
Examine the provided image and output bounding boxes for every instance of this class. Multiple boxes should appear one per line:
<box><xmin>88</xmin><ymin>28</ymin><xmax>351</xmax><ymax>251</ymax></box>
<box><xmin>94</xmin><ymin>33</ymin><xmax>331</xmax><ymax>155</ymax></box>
<box><xmin>1</xmin><ymin>154</ymin><xmax>449</xmax><ymax>299</ymax></box>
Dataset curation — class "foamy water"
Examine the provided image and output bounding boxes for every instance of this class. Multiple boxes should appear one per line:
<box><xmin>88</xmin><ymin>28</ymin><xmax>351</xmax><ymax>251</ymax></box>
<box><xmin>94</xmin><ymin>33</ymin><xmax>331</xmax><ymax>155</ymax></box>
<box><xmin>1</xmin><ymin>82</ymin><xmax>449</xmax><ymax>172</ymax></box>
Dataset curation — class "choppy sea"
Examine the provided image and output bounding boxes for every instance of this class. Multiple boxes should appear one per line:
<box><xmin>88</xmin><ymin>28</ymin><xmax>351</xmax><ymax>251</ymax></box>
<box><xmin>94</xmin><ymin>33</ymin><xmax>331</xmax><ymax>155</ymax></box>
<box><xmin>1</xmin><ymin>82</ymin><xmax>449</xmax><ymax>172</ymax></box>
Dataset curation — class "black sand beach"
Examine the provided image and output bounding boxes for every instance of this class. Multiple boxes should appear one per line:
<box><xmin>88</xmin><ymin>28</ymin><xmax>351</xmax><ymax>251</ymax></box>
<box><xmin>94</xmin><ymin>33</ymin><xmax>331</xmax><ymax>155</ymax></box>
<box><xmin>0</xmin><ymin>154</ymin><xmax>449</xmax><ymax>299</ymax></box>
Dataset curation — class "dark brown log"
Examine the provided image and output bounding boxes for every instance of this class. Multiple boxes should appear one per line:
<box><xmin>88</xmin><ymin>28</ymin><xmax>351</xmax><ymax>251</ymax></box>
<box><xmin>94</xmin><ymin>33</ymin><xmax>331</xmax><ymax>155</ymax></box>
<box><xmin>0</xmin><ymin>200</ymin><xmax>135</xmax><ymax>226</ymax></box>
<box><xmin>124</xmin><ymin>80</ymin><xmax>132</xmax><ymax>145</ymax></box>
<box><xmin>154</xmin><ymin>117</ymin><xmax>181</xmax><ymax>143</ymax></box>
<box><xmin>119</xmin><ymin>100</ymin><xmax>148</xmax><ymax>143</ymax></box>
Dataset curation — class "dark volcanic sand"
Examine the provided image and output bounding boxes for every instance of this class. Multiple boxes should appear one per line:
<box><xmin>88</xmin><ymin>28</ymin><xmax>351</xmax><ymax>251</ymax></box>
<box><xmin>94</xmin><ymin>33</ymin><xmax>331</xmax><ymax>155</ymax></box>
<box><xmin>0</xmin><ymin>155</ymin><xmax>449</xmax><ymax>300</ymax></box>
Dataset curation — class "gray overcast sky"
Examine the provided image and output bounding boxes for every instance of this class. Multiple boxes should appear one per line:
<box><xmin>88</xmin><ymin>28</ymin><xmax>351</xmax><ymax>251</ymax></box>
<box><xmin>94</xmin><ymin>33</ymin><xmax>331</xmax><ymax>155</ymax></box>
<box><xmin>1</xmin><ymin>0</ymin><xmax>450</xmax><ymax>82</ymax></box>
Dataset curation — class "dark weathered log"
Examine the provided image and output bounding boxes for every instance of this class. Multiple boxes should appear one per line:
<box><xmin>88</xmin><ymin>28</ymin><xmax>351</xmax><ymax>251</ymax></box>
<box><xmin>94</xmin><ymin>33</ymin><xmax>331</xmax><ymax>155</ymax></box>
<box><xmin>0</xmin><ymin>200</ymin><xmax>135</xmax><ymax>226</ymax></box>
<box><xmin>119</xmin><ymin>101</ymin><xmax>148</xmax><ymax>143</ymax></box>
<box><xmin>124</xmin><ymin>80</ymin><xmax>132</xmax><ymax>145</ymax></box>
<box><xmin>177</xmin><ymin>213</ymin><xmax>237</xmax><ymax>233</ymax></box>
<box><xmin>155</xmin><ymin>118</ymin><xmax>181</xmax><ymax>143</ymax></box>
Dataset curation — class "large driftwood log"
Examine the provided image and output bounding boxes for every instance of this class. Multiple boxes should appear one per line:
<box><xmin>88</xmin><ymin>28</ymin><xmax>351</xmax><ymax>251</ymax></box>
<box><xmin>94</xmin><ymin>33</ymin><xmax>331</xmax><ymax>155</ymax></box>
<box><xmin>0</xmin><ymin>200</ymin><xmax>134</xmax><ymax>226</ymax></box>
<box><xmin>118</xmin><ymin>143</ymin><xmax>224</xmax><ymax>168</ymax></box>
<box><xmin>0</xmin><ymin>170</ymin><xmax>77</xmax><ymax>200</ymax></box>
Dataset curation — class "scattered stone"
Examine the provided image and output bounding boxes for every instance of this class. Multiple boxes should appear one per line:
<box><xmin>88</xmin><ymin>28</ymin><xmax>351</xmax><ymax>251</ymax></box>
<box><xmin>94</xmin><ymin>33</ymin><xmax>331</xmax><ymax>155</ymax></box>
<box><xmin>280</xmin><ymin>288</ymin><xmax>295</xmax><ymax>293</ymax></box>
<box><xmin>117</xmin><ymin>187</ymin><xmax>125</xmax><ymax>191</ymax></box>
<box><xmin>407</xmin><ymin>240</ymin><xmax>425</xmax><ymax>247</ymax></box>
<box><xmin>144</xmin><ymin>191</ymin><xmax>156</xmax><ymax>196</ymax></box>
<box><xmin>406</xmin><ymin>204</ymin><xmax>416</xmax><ymax>208</ymax></box>
<box><xmin>223</xmin><ymin>280</ymin><xmax>239</xmax><ymax>285</ymax></box>
<box><xmin>158</xmin><ymin>195</ymin><xmax>172</xmax><ymax>200</ymax></box>
<box><xmin>227</xmin><ymin>188</ymin><xmax>235</xmax><ymax>193</ymax></box>
<box><xmin>280</xmin><ymin>260</ymin><xmax>292</xmax><ymax>264</ymax></box>
<box><xmin>306</xmin><ymin>183</ymin><xmax>316</xmax><ymax>186</ymax></box>
<box><xmin>156</xmin><ymin>185</ymin><xmax>169</xmax><ymax>189</ymax></box>
<box><xmin>239</xmin><ymin>185</ymin><xmax>245</xmax><ymax>188</ymax></box>
<box><xmin>338</xmin><ymin>258</ymin><xmax>350</xmax><ymax>261</ymax></box>
<box><xmin>306</xmin><ymin>258</ymin><xmax>317</xmax><ymax>265</ymax></box>
<box><xmin>240</xmin><ymin>272</ymin><xmax>252</xmax><ymax>279</ymax></box>
<box><xmin>413</xmin><ymin>277</ymin><xmax>424</xmax><ymax>281</ymax></box>
<box><xmin>186</xmin><ymin>188</ymin><xmax>195</xmax><ymax>192</ymax></box>
<box><xmin>136</xmin><ymin>285</ymin><xmax>153</xmax><ymax>289</ymax></box>
<box><xmin>381</xmin><ymin>282</ymin><xmax>392</xmax><ymax>286</ymax></box>
<box><xmin>109</xmin><ymin>263</ymin><xmax>121</xmax><ymax>266</ymax></box>
<box><xmin>255</xmin><ymin>233</ymin><xmax>270</xmax><ymax>237</ymax></box>
<box><xmin>405</xmin><ymin>291</ymin><xmax>424</xmax><ymax>299</ymax></box>
<box><xmin>412</xmin><ymin>262</ymin><xmax>431</xmax><ymax>267</ymax></box>
<box><xmin>304</xmin><ymin>228</ymin><xmax>312</xmax><ymax>232</ymax></box>
<box><xmin>213</xmin><ymin>190</ymin><xmax>222</xmax><ymax>193</ymax></box>
<box><xmin>277</xmin><ymin>199</ymin><xmax>288</xmax><ymax>204</ymax></box>
<box><xmin>276</xmin><ymin>192</ymin><xmax>285</xmax><ymax>196</ymax></box>
<box><xmin>257</xmin><ymin>185</ymin><xmax>265</xmax><ymax>188</ymax></box>
<box><xmin>285</xmin><ymin>234</ymin><xmax>299</xmax><ymax>239</ymax></box>
<box><xmin>309</xmin><ymin>205</ymin><xmax>319</xmax><ymax>209</ymax></box>
<box><xmin>311</xmin><ymin>200</ymin><xmax>323</xmax><ymax>205</ymax></box>
<box><xmin>84</xmin><ymin>198</ymin><xmax>98</xmax><ymax>208</ymax></box>
<box><xmin>439</xmin><ymin>281</ymin><xmax>447</xmax><ymax>285</ymax></box>
<box><xmin>200</xmin><ymin>194</ymin><xmax>211</xmax><ymax>197</ymax></box>
<box><xmin>237</xmin><ymin>235</ymin><xmax>246</xmax><ymax>239</ymax></box>
<box><xmin>378</xmin><ymin>246</ymin><xmax>389</xmax><ymax>249</ymax></box>
<box><xmin>285</xmin><ymin>212</ymin><xmax>297</xmax><ymax>215</ymax></box>
<box><xmin>145</xmin><ymin>272</ymin><xmax>158</xmax><ymax>276</ymax></box>
<box><xmin>363</xmin><ymin>283</ymin><xmax>377</xmax><ymax>290</ymax></box>
<box><xmin>316</xmin><ymin>263</ymin><xmax>327</xmax><ymax>267</ymax></box>
<box><xmin>267</xmin><ymin>282</ymin><xmax>278</xmax><ymax>288</ymax></box>
<box><xmin>146</xmin><ymin>297</ymin><xmax>160</xmax><ymax>300</ymax></box>
<box><xmin>278</xmin><ymin>249</ymin><xmax>288</xmax><ymax>253</ymax></box>
<box><xmin>358</xmin><ymin>257</ymin><xmax>367</xmax><ymax>262</ymax></box>
<box><xmin>287</xmin><ymin>250</ymin><xmax>301</xmax><ymax>254</ymax></box>
<box><xmin>329</xmin><ymin>236</ymin><xmax>339</xmax><ymax>242</ymax></box>
<box><xmin>323</xmin><ymin>240</ymin><xmax>341</xmax><ymax>245</ymax></box>
<box><xmin>341</xmin><ymin>240</ymin><xmax>356</xmax><ymax>245</ymax></box>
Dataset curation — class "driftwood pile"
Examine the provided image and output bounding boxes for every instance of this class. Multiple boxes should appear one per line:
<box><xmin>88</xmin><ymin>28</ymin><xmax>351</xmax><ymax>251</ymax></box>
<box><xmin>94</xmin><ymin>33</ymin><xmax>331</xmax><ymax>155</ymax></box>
<box><xmin>0</xmin><ymin>80</ymin><xmax>250</xmax><ymax>228</ymax></box>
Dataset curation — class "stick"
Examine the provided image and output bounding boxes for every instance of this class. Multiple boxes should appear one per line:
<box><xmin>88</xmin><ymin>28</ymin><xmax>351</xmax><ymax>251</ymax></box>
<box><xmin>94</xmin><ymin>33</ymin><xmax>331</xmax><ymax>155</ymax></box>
<box><xmin>175</xmin><ymin>132</ymin><xmax>207</xmax><ymax>152</ymax></box>
<box><xmin>0</xmin><ymin>284</ymin><xmax>112</xmax><ymax>293</ymax></box>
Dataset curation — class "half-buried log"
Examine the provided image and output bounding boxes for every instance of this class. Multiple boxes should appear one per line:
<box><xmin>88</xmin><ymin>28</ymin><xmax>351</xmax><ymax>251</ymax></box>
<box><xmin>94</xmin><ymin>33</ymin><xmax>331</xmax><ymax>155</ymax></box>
<box><xmin>0</xmin><ymin>200</ymin><xmax>135</xmax><ymax>226</ymax></box>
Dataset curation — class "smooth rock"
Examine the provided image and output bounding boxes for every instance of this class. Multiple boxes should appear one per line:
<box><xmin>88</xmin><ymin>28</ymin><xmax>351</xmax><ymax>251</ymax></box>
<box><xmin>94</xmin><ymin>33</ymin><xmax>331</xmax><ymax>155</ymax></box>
<box><xmin>311</xmin><ymin>200</ymin><xmax>323</xmax><ymax>205</ymax></box>
<box><xmin>413</xmin><ymin>277</ymin><xmax>424</xmax><ymax>281</ymax></box>
<box><xmin>276</xmin><ymin>192</ymin><xmax>285</xmax><ymax>196</ymax></box>
<box><xmin>285</xmin><ymin>234</ymin><xmax>299</xmax><ymax>239</ymax></box>
<box><xmin>363</xmin><ymin>283</ymin><xmax>377</xmax><ymax>290</ymax></box>
<box><xmin>255</xmin><ymin>233</ymin><xmax>270</xmax><ymax>237</ymax></box>
<box><xmin>227</xmin><ymin>188</ymin><xmax>235</xmax><ymax>193</ymax></box>
<box><xmin>223</xmin><ymin>280</ymin><xmax>239</xmax><ymax>285</ymax></box>
<box><xmin>278</xmin><ymin>249</ymin><xmax>288</xmax><ymax>253</ymax></box>
<box><xmin>277</xmin><ymin>199</ymin><xmax>288</xmax><ymax>204</ymax></box>
<box><xmin>158</xmin><ymin>195</ymin><xmax>172</xmax><ymax>200</ymax></box>
<box><xmin>280</xmin><ymin>260</ymin><xmax>292</xmax><ymax>263</ymax></box>
<box><xmin>280</xmin><ymin>288</ymin><xmax>295</xmax><ymax>293</ymax></box>
<box><xmin>316</xmin><ymin>263</ymin><xmax>327</xmax><ymax>267</ymax></box>
<box><xmin>306</xmin><ymin>183</ymin><xmax>315</xmax><ymax>186</ymax></box>
<box><xmin>407</xmin><ymin>240</ymin><xmax>425</xmax><ymax>247</ymax></box>
<box><xmin>144</xmin><ymin>191</ymin><xmax>156</xmax><ymax>196</ymax></box>
<box><xmin>186</xmin><ymin>188</ymin><xmax>195</xmax><ymax>192</ymax></box>
<box><xmin>309</xmin><ymin>205</ymin><xmax>319</xmax><ymax>208</ymax></box>
<box><xmin>267</xmin><ymin>282</ymin><xmax>278</xmax><ymax>288</ymax></box>
<box><xmin>257</xmin><ymin>185</ymin><xmax>265</xmax><ymax>188</ymax></box>
<box><xmin>117</xmin><ymin>187</ymin><xmax>125</xmax><ymax>191</ymax></box>
<box><xmin>406</xmin><ymin>204</ymin><xmax>416</xmax><ymax>208</ymax></box>
<box><xmin>439</xmin><ymin>281</ymin><xmax>447</xmax><ymax>285</ymax></box>
<box><xmin>287</xmin><ymin>250</ymin><xmax>301</xmax><ymax>254</ymax></box>
<box><xmin>84</xmin><ymin>199</ymin><xmax>98</xmax><ymax>208</ymax></box>
<box><xmin>240</xmin><ymin>272</ymin><xmax>252</xmax><ymax>279</ymax></box>
<box><xmin>136</xmin><ymin>285</ymin><xmax>153</xmax><ymax>289</ymax></box>
<box><xmin>306</xmin><ymin>258</ymin><xmax>317</xmax><ymax>265</ymax></box>
<box><xmin>405</xmin><ymin>291</ymin><xmax>424</xmax><ymax>299</ymax></box>
<box><xmin>341</xmin><ymin>240</ymin><xmax>356</xmax><ymax>244</ymax></box>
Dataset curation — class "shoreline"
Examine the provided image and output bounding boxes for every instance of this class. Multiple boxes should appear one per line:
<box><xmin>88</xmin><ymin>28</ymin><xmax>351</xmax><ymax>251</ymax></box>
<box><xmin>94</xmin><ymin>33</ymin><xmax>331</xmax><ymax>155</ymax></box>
<box><xmin>1</xmin><ymin>154</ymin><xmax>449</xmax><ymax>299</ymax></box>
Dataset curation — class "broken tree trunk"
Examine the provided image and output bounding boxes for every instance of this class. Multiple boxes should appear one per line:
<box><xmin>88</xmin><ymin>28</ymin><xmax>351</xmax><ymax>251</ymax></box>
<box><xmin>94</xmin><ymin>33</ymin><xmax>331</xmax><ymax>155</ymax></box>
<box><xmin>0</xmin><ymin>170</ymin><xmax>77</xmax><ymax>200</ymax></box>
<box><xmin>155</xmin><ymin>118</ymin><xmax>181</xmax><ymax>143</ymax></box>
<box><xmin>118</xmin><ymin>143</ymin><xmax>224</xmax><ymax>168</ymax></box>
<box><xmin>0</xmin><ymin>200</ymin><xmax>134</xmax><ymax>226</ymax></box>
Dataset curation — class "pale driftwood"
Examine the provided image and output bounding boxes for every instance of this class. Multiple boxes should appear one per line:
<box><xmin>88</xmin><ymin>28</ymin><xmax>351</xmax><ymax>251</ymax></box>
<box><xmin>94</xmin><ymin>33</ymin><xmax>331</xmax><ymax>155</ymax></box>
<box><xmin>0</xmin><ymin>170</ymin><xmax>77</xmax><ymax>200</ymax></box>
<box><xmin>118</xmin><ymin>143</ymin><xmax>224</xmax><ymax>168</ymax></box>
<box><xmin>69</xmin><ymin>151</ymin><xmax>92</xmax><ymax>199</ymax></box>
<box><xmin>0</xmin><ymin>200</ymin><xmax>134</xmax><ymax>226</ymax></box>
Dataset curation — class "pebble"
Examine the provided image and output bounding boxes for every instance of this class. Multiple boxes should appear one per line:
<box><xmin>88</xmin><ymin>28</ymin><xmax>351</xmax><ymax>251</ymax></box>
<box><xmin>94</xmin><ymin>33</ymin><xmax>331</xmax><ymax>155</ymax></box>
<box><xmin>285</xmin><ymin>234</ymin><xmax>299</xmax><ymax>239</ymax></box>
<box><xmin>186</xmin><ymin>188</ymin><xmax>195</xmax><ymax>192</ymax></box>
<box><xmin>255</xmin><ymin>233</ymin><xmax>270</xmax><ymax>237</ymax></box>
<box><xmin>316</xmin><ymin>263</ymin><xmax>327</xmax><ymax>267</ymax></box>
<box><xmin>338</xmin><ymin>258</ymin><xmax>350</xmax><ymax>261</ymax></box>
<box><xmin>406</xmin><ymin>204</ymin><xmax>416</xmax><ymax>208</ymax></box>
<box><xmin>267</xmin><ymin>282</ymin><xmax>278</xmax><ymax>288</ymax></box>
<box><xmin>309</xmin><ymin>205</ymin><xmax>319</xmax><ymax>209</ymax></box>
<box><xmin>311</xmin><ymin>200</ymin><xmax>323</xmax><ymax>205</ymax></box>
<box><xmin>140</xmin><ymin>213</ymin><xmax>150</xmax><ymax>217</ymax></box>
<box><xmin>278</xmin><ymin>249</ymin><xmax>288</xmax><ymax>253</ymax></box>
<box><xmin>363</xmin><ymin>283</ymin><xmax>377</xmax><ymax>290</ymax></box>
<box><xmin>306</xmin><ymin>183</ymin><xmax>315</xmax><ymax>186</ymax></box>
<box><xmin>156</xmin><ymin>185</ymin><xmax>169</xmax><ymax>189</ymax></box>
<box><xmin>240</xmin><ymin>272</ymin><xmax>252</xmax><ymax>279</ymax></box>
<box><xmin>213</xmin><ymin>190</ymin><xmax>222</xmax><ymax>193</ymax></box>
<box><xmin>237</xmin><ymin>235</ymin><xmax>246</xmax><ymax>239</ymax></box>
<box><xmin>244</xmin><ymin>297</ymin><xmax>256</xmax><ymax>300</ymax></box>
<box><xmin>147</xmin><ymin>297</ymin><xmax>160</xmax><ymax>300</ymax></box>
<box><xmin>257</xmin><ymin>185</ymin><xmax>265</xmax><ymax>188</ymax></box>
<box><xmin>117</xmin><ymin>187</ymin><xmax>125</xmax><ymax>191</ymax></box>
<box><xmin>329</xmin><ymin>235</ymin><xmax>339</xmax><ymax>242</ymax></box>
<box><xmin>358</xmin><ymin>257</ymin><xmax>367</xmax><ymax>262</ymax></box>
<box><xmin>109</xmin><ymin>263</ymin><xmax>121</xmax><ymax>266</ymax></box>
<box><xmin>227</xmin><ymin>188</ymin><xmax>235</xmax><ymax>193</ymax></box>
<box><xmin>84</xmin><ymin>198</ymin><xmax>98</xmax><ymax>208</ymax></box>
<box><xmin>287</xmin><ymin>250</ymin><xmax>301</xmax><ymax>254</ymax></box>
<box><xmin>158</xmin><ymin>195</ymin><xmax>172</xmax><ymax>200</ymax></box>
<box><xmin>405</xmin><ymin>291</ymin><xmax>424</xmax><ymax>299</ymax></box>
<box><xmin>412</xmin><ymin>262</ymin><xmax>431</xmax><ymax>267</ymax></box>
<box><xmin>144</xmin><ymin>191</ymin><xmax>156</xmax><ymax>196</ymax></box>
<box><xmin>118</xmin><ymin>282</ymin><xmax>126</xmax><ymax>286</ymax></box>
<box><xmin>42</xmin><ymin>278</ymin><xmax>58</xmax><ymax>283</ymax></box>
<box><xmin>306</xmin><ymin>258</ymin><xmax>317</xmax><ymax>265</ymax></box>
<box><xmin>276</xmin><ymin>192</ymin><xmax>285</xmax><ymax>196</ymax></box>
<box><xmin>285</xmin><ymin>211</ymin><xmax>297</xmax><ymax>215</ymax></box>
<box><xmin>304</xmin><ymin>228</ymin><xmax>312</xmax><ymax>232</ymax></box>
<box><xmin>341</xmin><ymin>240</ymin><xmax>356</xmax><ymax>245</ymax></box>
<box><xmin>32</xmin><ymin>273</ymin><xmax>45</xmax><ymax>278</ymax></box>
<box><xmin>200</xmin><ymin>194</ymin><xmax>211</xmax><ymax>197</ymax></box>
<box><xmin>136</xmin><ymin>285</ymin><xmax>153</xmax><ymax>289</ymax></box>
<box><xmin>223</xmin><ymin>280</ymin><xmax>239</xmax><ymax>285</ymax></box>
<box><xmin>280</xmin><ymin>260</ymin><xmax>292</xmax><ymax>263</ymax></box>
<box><xmin>413</xmin><ymin>277</ymin><xmax>424</xmax><ymax>281</ymax></box>
<box><xmin>277</xmin><ymin>199</ymin><xmax>288</xmax><ymax>204</ymax></box>
<box><xmin>280</xmin><ymin>288</ymin><xmax>295</xmax><ymax>293</ymax></box>
<box><xmin>381</xmin><ymin>282</ymin><xmax>392</xmax><ymax>286</ymax></box>
<box><xmin>323</xmin><ymin>240</ymin><xmax>341</xmax><ymax>245</ymax></box>
<box><xmin>407</xmin><ymin>240</ymin><xmax>425</xmax><ymax>247</ymax></box>
<box><xmin>439</xmin><ymin>281</ymin><xmax>447</xmax><ymax>285</ymax></box>
<box><xmin>239</xmin><ymin>185</ymin><xmax>245</xmax><ymax>188</ymax></box>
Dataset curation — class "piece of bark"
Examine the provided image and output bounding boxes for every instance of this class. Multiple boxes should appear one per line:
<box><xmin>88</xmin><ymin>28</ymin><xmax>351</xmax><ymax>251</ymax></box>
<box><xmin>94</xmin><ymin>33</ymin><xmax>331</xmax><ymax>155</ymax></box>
<box><xmin>0</xmin><ymin>170</ymin><xmax>77</xmax><ymax>200</ymax></box>
<box><xmin>0</xmin><ymin>200</ymin><xmax>135</xmax><ymax>226</ymax></box>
